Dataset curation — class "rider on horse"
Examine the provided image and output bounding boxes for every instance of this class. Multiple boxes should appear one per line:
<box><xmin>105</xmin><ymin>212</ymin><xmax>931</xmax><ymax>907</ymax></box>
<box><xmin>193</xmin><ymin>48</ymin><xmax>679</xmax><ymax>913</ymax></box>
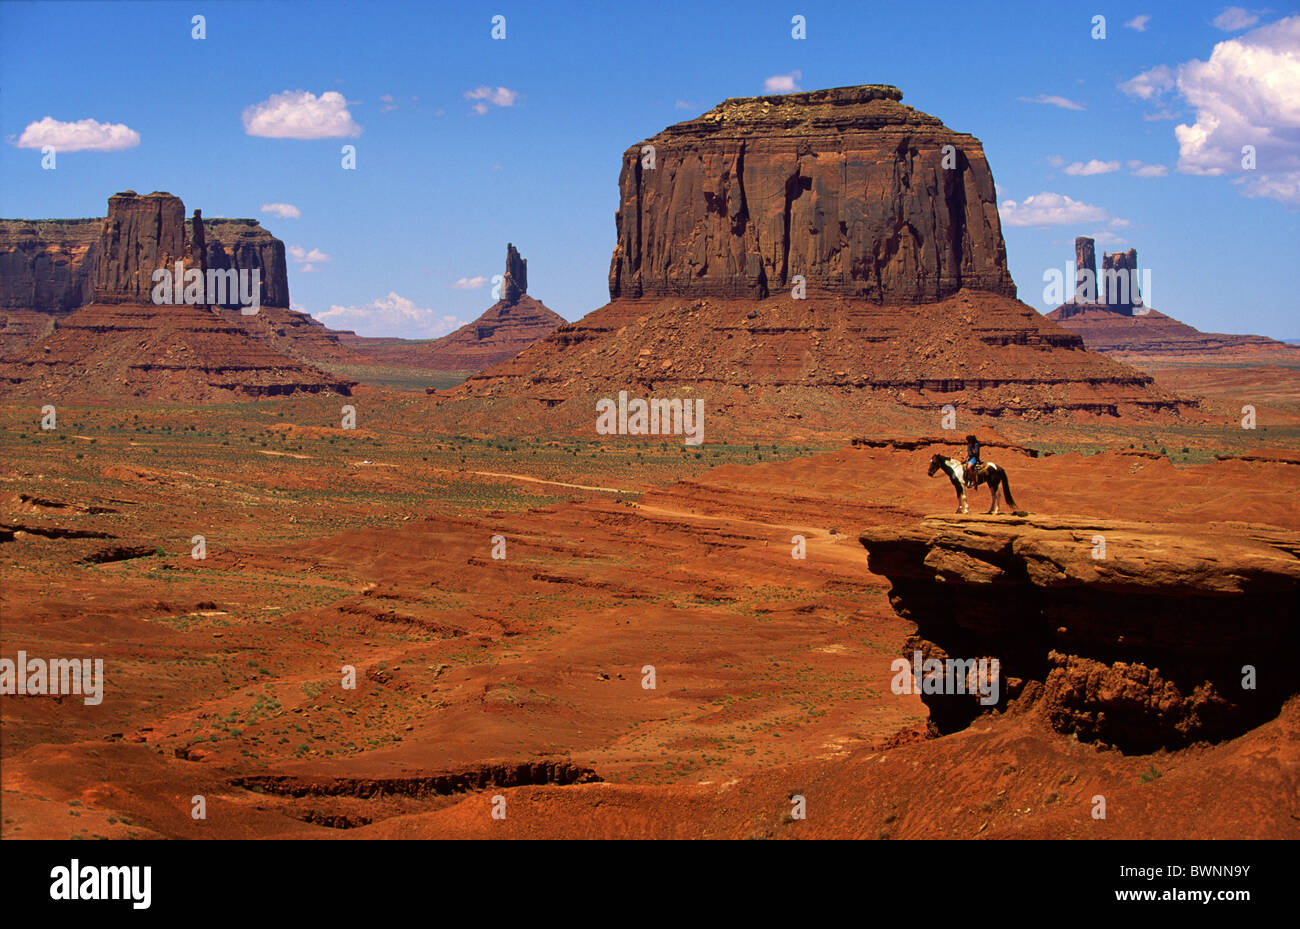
<box><xmin>964</xmin><ymin>434</ymin><xmax>981</xmax><ymax>487</ymax></box>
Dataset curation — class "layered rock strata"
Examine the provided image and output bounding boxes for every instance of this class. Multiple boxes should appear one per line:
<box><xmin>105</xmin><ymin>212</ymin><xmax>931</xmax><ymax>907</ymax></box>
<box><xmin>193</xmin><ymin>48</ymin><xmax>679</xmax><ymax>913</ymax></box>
<box><xmin>0</xmin><ymin>192</ymin><xmax>291</xmax><ymax>355</ymax></box>
<box><xmin>608</xmin><ymin>85</ymin><xmax>1017</xmax><ymax>303</ymax></box>
<box><xmin>859</xmin><ymin>515</ymin><xmax>1300</xmax><ymax>750</ymax></box>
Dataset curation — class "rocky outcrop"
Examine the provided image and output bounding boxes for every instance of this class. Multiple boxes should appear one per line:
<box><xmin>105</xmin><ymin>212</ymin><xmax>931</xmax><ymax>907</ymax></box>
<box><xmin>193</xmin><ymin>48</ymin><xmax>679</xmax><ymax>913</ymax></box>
<box><xmin>607</xmin><ymin>84</ymin><xmax>1016</xmax><ymax>303</ymax></box>
<box><xmin>859</xmin><ymin>515</ymin><xmax>1300</xmax><ymax>751</ymax></box>
<box><xmin>394</xmin><ymin>243</ymin><xmax>564</xmax><ymax>373</ymax></box>
<box><xmin>95</xmin><ymin>191</ymin><xmax>188</xmax><ymax>303</ymax></box>
<box><xmin>1054</xmin><ymin>236</ymin><xmax>1142</xmax><ymax>314</ymax></box>
<box><xmin>197</xmin><ymin>217</ymin><xmax>290</xmax><ymax>310</ymax></box>
<box><xmin>0</xmin><ymin>191</ymin><xmax>291</xmax><ymax>317</ymax></box>
<box><xmin>1100</xmin><ymin>247</ymin><xmax>1140</xmax><ymax>314</ymax></box>
<box><xmin>0</xmin><ymin>219</ymin><xmax>100</xmax><ymax>312</ymax></box>
<box><xmin>1048</xmin><ymin>235</ymin><xmax>1295</xmax><ymax>359</ymax></box>
<box><xmin>1074</xmin><ymin>236</ymin><xmax>1096</xmax><ymax>302</ymax></box>
<box><xmin>0</xmin><ymin>193</ymin><xmax>354</xmax><ymax>400</ymax></box>
<box><xmin>502</xmin><ymin>242</ymin><xmax>527</xmax><ymax>306</ymax></box>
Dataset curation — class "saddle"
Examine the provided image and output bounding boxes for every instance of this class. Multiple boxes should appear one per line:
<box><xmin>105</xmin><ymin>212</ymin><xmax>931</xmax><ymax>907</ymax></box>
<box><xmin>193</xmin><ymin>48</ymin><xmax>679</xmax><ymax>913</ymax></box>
<box><xmin>965</xmin><ymin>462</ymin><xmax>987</xmax><ymax>487</ymax></box>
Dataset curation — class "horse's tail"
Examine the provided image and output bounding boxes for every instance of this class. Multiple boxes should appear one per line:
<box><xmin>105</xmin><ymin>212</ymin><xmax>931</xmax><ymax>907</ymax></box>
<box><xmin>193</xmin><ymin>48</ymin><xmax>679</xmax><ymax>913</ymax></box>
<box><xmin>1000</xmin><ymin>469</ymin><xmax>1016</xmax><ymax>508</ymax></box>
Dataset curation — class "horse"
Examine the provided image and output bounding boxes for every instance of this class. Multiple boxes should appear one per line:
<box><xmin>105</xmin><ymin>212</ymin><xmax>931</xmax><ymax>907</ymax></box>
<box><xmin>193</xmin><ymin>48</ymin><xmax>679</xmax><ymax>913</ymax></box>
<box><xmin>927</xmin><ymin>453</ymin><xmax>1017</xmax><ymax>515</ymax></box>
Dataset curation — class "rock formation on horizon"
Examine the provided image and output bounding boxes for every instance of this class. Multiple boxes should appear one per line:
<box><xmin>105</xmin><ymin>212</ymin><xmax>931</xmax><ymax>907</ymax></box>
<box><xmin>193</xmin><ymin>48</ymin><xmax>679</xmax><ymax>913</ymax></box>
<box><xmin>405</xmin><ymin>243</ymin><xmax>564</xmax><ymax>372</ymax></box>
<box><xmin>501</xmin><ymin>242</ymin><xmax>527</xmax><ymax>305</ymax></box>
<box><xmin>1</xmin><ymin>192</ymin><xmax>290</xmax><ymax>315</ymax></box>
<box><xmin>608</xmin><ymin>85</ymin><xmax>1016</xmax><ymax>304</ymax></box>
<box><xmin>431</xmin><ymin>84</ymin><xmax>1188</xmax><ymax>433</ymax></box>
<box><xmin>95</xmin><ymin>191</ymin><xmax>188</xmax><ymax>303</ymax></box>
<box><xmin>0</xmin><ymin>191</ymin><xmax>354</xmax><ymax>400</ymax></box>
<box><xmin>1056</xmin><ymin>235</ymin><xmax>1144</xmax><ymax>315</ymax></box>
<box><xmin>1048</xmin><ymin>235</ymin><xmax>1296</xmax><ymax>359</ymax></box>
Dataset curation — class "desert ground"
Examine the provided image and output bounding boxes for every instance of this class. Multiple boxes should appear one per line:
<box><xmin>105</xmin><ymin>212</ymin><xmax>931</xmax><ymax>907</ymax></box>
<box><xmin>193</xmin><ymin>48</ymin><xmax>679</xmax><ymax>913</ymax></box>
<box><xmin>3</xmin><ymin>353</ymin><xmax>1297</xmax><ymax>840</ymax></box>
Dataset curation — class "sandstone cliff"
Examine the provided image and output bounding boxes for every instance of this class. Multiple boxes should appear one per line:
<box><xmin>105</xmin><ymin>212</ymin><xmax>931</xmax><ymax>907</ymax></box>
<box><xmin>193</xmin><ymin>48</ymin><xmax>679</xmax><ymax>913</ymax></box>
<box><xmin>95</xmin><ymin>191</ymin><xmax>189</xmax><ymax>302</ymax></box>
<box><xmin>197</xmin><ymin>217</ymin><xmax>290</xmax><ymax>310</ymax></box>
<box><xmin>0</xmin><ymin>219</ymin><xmax>101</xmax><ymax>355</ymax></box>
<box><xmin>859</xmin><ymin>515</ymin><xmax>1299</xmax><ymax>750</ymax></box>
<box><xmin>0</xmin><ymin>192</ymin><xmax>351</xmax><ymax>400</ymax></box>
<box><xmin>0</xmin><ymin>192</ymin><xmax>292</xmax><ymax>354</ymax></box>
<box><xmin>608</xmin><ymin>85</ymin><xmax>1016</xmax><ymax>303</ymax></box>
<box><xmin>0</xmin><ymin>219</ymin><xmax>100</xmax><ymax>312</ymax></box>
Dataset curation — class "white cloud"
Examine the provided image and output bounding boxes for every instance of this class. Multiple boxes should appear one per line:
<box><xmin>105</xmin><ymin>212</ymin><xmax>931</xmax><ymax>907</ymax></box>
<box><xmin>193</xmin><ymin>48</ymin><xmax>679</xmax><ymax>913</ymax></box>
<box><xmin>1119</xmin><ymin>65</ymin><xmax>1176</xmax><ymax>100</ymax></box>
<box><xmin>453</xmin><ymin>276</ymin><xmax>487</xmax><ymax>290</ymax></box>
<box><xmin>288</xmin><ymin>245</ymin><xmax>330</xmax><ymax>272</ymax></box>
<box><xmin>242</xmin><ymin>90</ymin><xmax>361</xmax><ymax>139</ymax></box>
<box><xmin>1213</xmin><ymin>7</ymin><xmax>1260</xmax><ymax>31</ymax></box>
<box><xmin>378</xmin><ymin>93</ymin><xmax>398</xmax><ymax>113</ymax></box>
<box><xmin>1125</xmin><ymin>14</ymin><xmax>1152</xmax><ymax>32</ymax></box>
<box><xmin>1158</xmin><ymin>15</ymin><xmax>1300</xmax><ymax>204</ymax></box>
<box><xmin>1018</xmin><ymin>94</ymin><xmax>1086</xmax><ymax>111</ymax></box>
<box><xmin>1046</xmin><ymin>154</ymin><xmax>1065</xmax><ymax>167</ymax></box>
<box><xmin>465</xmin><ymin>86</ymin><xmax>519</xmax><ymax>115</ymax></box>
<box><xmin>1083</xmin><ymin>230</ymin><xmax>1130</xmax><ymax>247</ymax></box>
<box><xmin>260</xmin><ymin>202</ymin><xmax>301</xmax><ymax>219</ymax></box>
<box><xmin>314</xmin><ymin>292</ymin><xmax>464</xmax><ymax>340</ymax></box>
<box><xmin>13</xmin><ymin>116</ymin><xmax>140</xmax><ymax>152</ymax></box>
<box><xmin>1235</xmin><ymin>172</ymin><xmax>1300</xmax><ymax>203</ymax></box>
<box><xmin>763</xmin><ymin>71</ymin><xmax>802</xmax><ymax>94</ymax></box>
<box><xmin>1064</xmin><ymin>159</ymin><xmax>1121</xmax><ymax>176</ymax></box>
<box><xmin>1129</xmin><ymin>162</ymin><xmax>1169</xmax><ymax>177</ymax></box>
<box><xmin>999</xmin><ymin>192</ymin><xmax>1111</xmax><ymax>227</ymax></box>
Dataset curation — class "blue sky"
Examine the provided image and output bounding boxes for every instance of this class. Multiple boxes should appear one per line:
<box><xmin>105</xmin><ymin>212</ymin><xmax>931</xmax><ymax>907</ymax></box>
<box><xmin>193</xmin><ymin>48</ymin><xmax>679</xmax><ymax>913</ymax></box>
<box><xmin>2</xmin><ymin>0</ymin><xmax>1297</xmax><ymax>339</ymax></box>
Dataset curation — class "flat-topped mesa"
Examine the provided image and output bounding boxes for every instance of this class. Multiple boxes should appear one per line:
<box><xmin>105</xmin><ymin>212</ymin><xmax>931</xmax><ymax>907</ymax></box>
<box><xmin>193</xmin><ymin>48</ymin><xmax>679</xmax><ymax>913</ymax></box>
<box><xmin>1</xmin><ymin>191</ymin><xmax>290</xmax><ymax>316</ymax></box>
<box><xmin>608</xmin><ymin>84</ymin><xmax>1016</xmax><ymax>303</ymax></box>
<box><xmin>502</xmin><ymin>242</ymin><xmax>528</xmax><ymax>305</ymax></box>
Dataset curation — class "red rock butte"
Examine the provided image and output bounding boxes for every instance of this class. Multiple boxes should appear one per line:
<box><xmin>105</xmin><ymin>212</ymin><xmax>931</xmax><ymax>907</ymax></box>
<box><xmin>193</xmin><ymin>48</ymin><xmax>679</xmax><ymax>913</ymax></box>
<box><xmin>0</xmin><ymin>191</ymin><xmax>354</xmax><ymax>401</ymax></box>
<box><xmin>436</xmin><ymin>84</ymin><xmax>1191</xmax><ymax>435</ymax></box>
<box><xmin>0</xmin><ymin>191</ymin><xmax>292</xmax><ymax>352</ymax></box>
<box><xmin>608</xmin><ymin>84</ymin><xmax>1016</xmax><ymax>303</ymax></box>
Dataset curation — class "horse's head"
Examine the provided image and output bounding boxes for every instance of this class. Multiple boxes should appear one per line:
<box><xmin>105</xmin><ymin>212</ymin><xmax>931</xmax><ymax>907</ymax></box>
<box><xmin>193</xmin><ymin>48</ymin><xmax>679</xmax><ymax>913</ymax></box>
<box><xmin>927</xmin><ymin>453</ymin><xmax>946</xmax><ymax>477</ymax></box>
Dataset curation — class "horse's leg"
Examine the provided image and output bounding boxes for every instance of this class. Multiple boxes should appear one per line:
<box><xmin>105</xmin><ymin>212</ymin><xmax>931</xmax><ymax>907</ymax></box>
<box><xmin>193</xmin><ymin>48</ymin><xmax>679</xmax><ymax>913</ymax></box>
<box><xmin>988</xmin><ymin>476</ymin><xmax>1000</xmax><ymax>515</ymax></box>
